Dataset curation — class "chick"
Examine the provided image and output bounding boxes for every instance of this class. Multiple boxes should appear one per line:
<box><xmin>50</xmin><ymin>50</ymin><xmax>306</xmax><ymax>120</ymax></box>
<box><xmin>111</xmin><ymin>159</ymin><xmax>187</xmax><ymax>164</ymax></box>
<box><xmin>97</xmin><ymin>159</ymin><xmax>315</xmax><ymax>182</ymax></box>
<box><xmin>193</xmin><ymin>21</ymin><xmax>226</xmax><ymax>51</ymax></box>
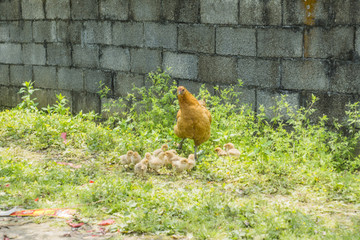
<box><xmin>120</xmin><ymin>150</ymin><xmax>133</xmax><ymax>165</ymax></box>
<box><xmin>131</xmin><ymin>151</ymin><xmax>142</xmax><ymax>165</ymax></box>
<box><xmin>187</xmin><ymin>154</ymin><xmax>196</xmax><ymax>171</ymax></box>
<box><xmin>224</xmin><ymin>143</ymin><xmax>241</xmax><ymax>158</ymax></box>
<box><xmin>134</xmin><ymin>153</ymin><xmax>151</xmax><ymax>176</ymax></box>
<box><xmin>165</xmin><ymin>150</ymin><xmax>180</xmax><ymax>167</ymax></box>
<box><xmin>153</xmin><ymin>144</ymin><xmax>169</xmax><ymax>157</ymax></box>
<box><xmin>172</xmin><ymin>158</ymin><xmax>189</xmax><ymax>173</ymax></box>
<box><xmin>134</xmin><ymin>158</ymin><xmax>148</xmax><ymax>176</ymax></box>
<box><xmin>149</xmin><ymin>152</ymin><xmax>166</xmax><ymax>171</ymax></box>
<box><xmin>215</xmin><ymin>147</ymin><xmax>228</xmax><ymax>157</ymax></box>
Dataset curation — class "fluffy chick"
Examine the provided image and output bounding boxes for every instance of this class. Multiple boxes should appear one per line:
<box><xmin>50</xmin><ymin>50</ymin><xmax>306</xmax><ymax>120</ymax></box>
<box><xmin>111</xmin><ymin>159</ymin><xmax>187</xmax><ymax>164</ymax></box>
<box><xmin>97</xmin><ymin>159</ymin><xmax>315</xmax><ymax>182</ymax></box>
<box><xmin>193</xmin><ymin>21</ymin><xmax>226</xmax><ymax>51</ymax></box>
<box><xmin>172</xmin><ymin>157</ymin><xmax>189</xmax><ymax>173</ymax></box>
<box><xmin>149</xmin><ymin>152</ymin><xmax>166</xmax><ymax>171</ymax></box>
<box><xmin>187</xmin><ymin>154</ymin><xmax>196</xmax><ymax>170</ymax></box>
<box><xmin>134</xmin><ymin>153</ymin><xmax>151</xmax><ymax>176</ymax></box>
<box><xmin>215</xmin><ymin>147</ymin><xmax>228</xmax><ymax>157</ymax></box>
<box><xmin>120</xmin><ymin>150</ymin><xmax>133</xmax><ymax>165</ymax></box>
<box><xmin>165</xmin><ymin>150</ymin><xmax>180</xmax><ymax>167</ymax></box>
<box><xmin>224</xmin><ymin>143</ymin><xmax>241</xmax><ymax>158</ymax></box>
<box><xmin>131</xmin><ymin>151</ymin><xmax>142</xmax><ymax>165</ymax></box>
<box><xmin>153</xmin><ymin>144</ymin><xmax>169</xmax><ymax>157</ymax></box>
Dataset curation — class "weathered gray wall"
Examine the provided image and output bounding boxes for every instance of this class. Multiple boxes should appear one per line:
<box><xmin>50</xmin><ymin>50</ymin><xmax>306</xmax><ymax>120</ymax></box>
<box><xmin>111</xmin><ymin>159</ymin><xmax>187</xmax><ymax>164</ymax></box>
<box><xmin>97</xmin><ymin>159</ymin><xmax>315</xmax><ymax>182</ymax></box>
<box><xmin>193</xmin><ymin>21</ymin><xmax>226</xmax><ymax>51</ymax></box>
<box><xmin>0</xmin><ymin>0</ymin><xmax>360</xmax><ymax>120</ymax></box>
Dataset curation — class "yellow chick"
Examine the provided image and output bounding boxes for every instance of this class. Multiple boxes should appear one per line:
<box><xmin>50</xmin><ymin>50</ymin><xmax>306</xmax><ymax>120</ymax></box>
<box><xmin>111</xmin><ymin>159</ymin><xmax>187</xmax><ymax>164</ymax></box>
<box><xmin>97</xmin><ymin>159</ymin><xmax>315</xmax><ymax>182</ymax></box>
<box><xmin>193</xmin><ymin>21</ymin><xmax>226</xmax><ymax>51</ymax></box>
<box><xmin>187</xmin><ymin>154</ymin><xmax>196</xmax><ymax>170</ymax></box>
<box><xmin>149</xmin><ymin>152</ymin><xmax>166</xmax><ymax>171</ymax></box>
<box><xmin>172</xmin><ymin>158</ymin><xmax>189</xmax><ymax>173</ymax></box>
<box><xmin>165</xmin><ymin>150</ymin><xmax>180</xmax><ymax>167</ymax></box>
<box><xmin>153</xmin><ymin>144</ymin><xmax>169</xmax><ymax>157</ymax></box>
<box><xmin>134</xmin><ymin>158</ymin><xmax>148</xmax><ymax>176</ymax></box>
<box><xmin>224</xmin><ymin>143</ymin><xmax>241</xmax><ymax>158</ymax></box>
<box><xmin>120</xmin><ymin>150</ymin><xmax>133</xmax><ymax>165</ymax></box>
<box><xmin>215</xmin><ymin>147</ymin><xmax>228</xmax><ymax>157</ymax></box>
<box><xmin>131</xmin><ymin>151</ymin><xmax>142</xmax><ymax>165</ymax></box>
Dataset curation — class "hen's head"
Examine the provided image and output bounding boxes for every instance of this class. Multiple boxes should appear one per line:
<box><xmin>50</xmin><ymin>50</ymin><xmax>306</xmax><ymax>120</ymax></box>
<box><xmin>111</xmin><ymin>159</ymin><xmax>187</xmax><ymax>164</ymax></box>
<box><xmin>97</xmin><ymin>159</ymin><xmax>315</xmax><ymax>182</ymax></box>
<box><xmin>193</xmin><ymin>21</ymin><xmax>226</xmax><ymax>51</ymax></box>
<box><xmin>177</xmin><ymin>86</ymin><xmax>187</xmax><ymax>96</ymax></box>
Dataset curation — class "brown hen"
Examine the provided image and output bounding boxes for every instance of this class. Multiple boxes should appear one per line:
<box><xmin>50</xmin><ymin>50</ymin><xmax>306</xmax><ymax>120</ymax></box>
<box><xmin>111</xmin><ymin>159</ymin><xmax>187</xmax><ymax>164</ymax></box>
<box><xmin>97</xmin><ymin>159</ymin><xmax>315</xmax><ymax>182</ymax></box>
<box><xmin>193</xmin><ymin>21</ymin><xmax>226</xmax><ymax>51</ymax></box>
<box><xmin>174</xmin><ymin>86</ymin><xmax>211</xmax><ymax>160</ymax></box>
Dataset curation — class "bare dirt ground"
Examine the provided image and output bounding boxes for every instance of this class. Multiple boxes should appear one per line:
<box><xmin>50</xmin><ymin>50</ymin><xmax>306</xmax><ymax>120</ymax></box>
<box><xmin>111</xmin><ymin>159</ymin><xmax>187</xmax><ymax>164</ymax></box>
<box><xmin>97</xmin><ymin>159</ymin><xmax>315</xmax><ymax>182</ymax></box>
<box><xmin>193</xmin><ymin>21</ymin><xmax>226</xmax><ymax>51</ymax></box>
<box><xmin>0</xmin><ymin>216</ymin><xmax>177</xmax><ymax>240</ymax></box>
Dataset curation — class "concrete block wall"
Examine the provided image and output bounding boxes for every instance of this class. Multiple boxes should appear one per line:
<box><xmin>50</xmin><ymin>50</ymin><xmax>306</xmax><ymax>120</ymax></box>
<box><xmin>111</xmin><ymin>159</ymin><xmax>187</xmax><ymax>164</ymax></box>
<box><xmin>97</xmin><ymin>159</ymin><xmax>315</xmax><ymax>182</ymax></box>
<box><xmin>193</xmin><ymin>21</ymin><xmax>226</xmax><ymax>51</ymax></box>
<box><xmin>0</xmin><ymin>0</ymin><xmax>359</xmax><ymax>121</ymax></box>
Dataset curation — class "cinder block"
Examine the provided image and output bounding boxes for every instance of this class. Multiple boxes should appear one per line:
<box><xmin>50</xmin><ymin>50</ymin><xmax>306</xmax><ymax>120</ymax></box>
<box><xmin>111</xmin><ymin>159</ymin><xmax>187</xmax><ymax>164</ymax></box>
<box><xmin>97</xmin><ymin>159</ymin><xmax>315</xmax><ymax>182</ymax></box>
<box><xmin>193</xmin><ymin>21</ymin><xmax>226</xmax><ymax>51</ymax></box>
<box><xmin>332</xmin><ymin>62</ymin><xmax>360</xmax><ymax>94</ymax></box>
<box><xmin>144</xmin><ymin>23</ymin><xmax>177</xmax><ymax>50</ymax></box>
<box><xmin>300</xmin><ymin>92</ymin><xmax>353</xmax><ymax>122</ymax></box>
<box><xmin>238</xmin><ymin>87</ymin><xmax>256</xmax><ymax>110</ymax></box>
<box><xmin>100</xmin><ymin>0</ymin><xmax>128</xmax><ymax>20</ymax></box>
<box><xmin>72</xmin><ymin>92</ymin><xmax>100</xmax><ymax>113</ymax></box>
<box><xmin>73</xmin><ymin>45</ymin><xmax>99</xmax><ymax>68</ymax></box>
<box><xmin>0</xmin><ymin>43</ymin><xmax>22</xmax><ymax>64</ymax></box>
<box><xmin>114</xmin><ymin>72</ymin><xmax>144</xmax><ymax>97</ymax></box>
<box><xmin>57</xmin><ymin>21</ymin><xmax>82</xmax><ymax>43</ymax></box>
<box><xmin>0</xmin><ymin>86</ymin><xmax>22</xmax><ymax>107</ymax></box>
<box><xmin>58</xmin><ymin>67</ymin><xmax>83</xmax><ymax>91</ymax></box>
<box><xmin>83</xmin><ymin>21</ymin><xmax>112</xmax><ymax>45</ymax></box>
<box><xmin>32</xmin><ymin>89</ymin><xmax>72</xmax><ymax>110</ymax></box>
<box><xmin>257</xmin><ymin>28</ymin><xmax>303</xmax><ymax>58</ymax></box>
<box><xmin>282</xmin><ymin>59</ymin><xmax>329</xmax><ymax>91</ymax></box>
<box><xmin>22</xmin><ymin>0</ymin><xmax>44</xmax><ymax>19</ymax></box>
<box><xmin>22</xmin><ymin>43</ymin><xmax>46</xmax><ymax>65</ymax></box>
<box><xmin>0</xmin><ymin>0</ymin><xmax>21</xmax><ymax>20</ymax></box>
<box><xmin>200</xmin><ymin>0</ymin><xmax>238</xmax><ymax>24</ymax></box>
<box><xmin>100</xmin><ymin>46</ymin><xmax>130</xmax><ymax>71</ymax></box>
<box><xmin>333</xmin><ymin>0</ymin><xmax>360</xmax><ymax>24</ymax></box>
<box><xmin>356</xmin><ymin>29</ymin><xmax>360</xmax><ymax>57</ymax></box>
<box><xmin>216</xmin><ymin>27</ymin><xmax>256</xmax><ymax>56</ymax></box>
<box><xmin>130</xmin><ymin>0</ymin><xmax>161</xmax><ymax>21</ymax></box>
<box><xmin>130</xmin><ymin>48</ymin><xmax>161</xmax><ymax>74</ymax></box>
<box><xmin>199</xmin><ymin>55</ymin><xmax>237</xmax><ymax>84</ymax></box>
<box><xmin>33</xmin><ymin>66</ymin><xmax>57</xmax><ymax>89</ymax></box>
<box><xmin>10</xmin><ymin>65</ymin><xmax>32</xmax><ymax>86</ymax></box>
<box><xmin>33</xmin><ymin>21</ymin><xmax>57</xmax><ymax>42</ymax></box>
<box><xmin>177</xmin><ymin>80</ymin><xmax>215</xmax><ymax>96</ymax></box>
<box><xmin>178</xmin><ymin>24</ymin><xmax>215</xmax><ymax>54</ymax></box>
<box><xmin>238</xmin><ymin>57</ymin><xmax>280</xmax><ymax>88</ymax></box>
<box><xmin>112</xmin><ymin>22</ymin><xmax>144</xmax><ymax>47</ymax></box>
<box><xmin>239</xmin><ymin>0</ymin><xmax>281</xmax><ymax>25</ymax></box>
<box><xmin>283</xmin><ymin>0</ymin><xmax>328</xmax><ymax>26</ymax></box>
<box><xmin>9</xmin><ymin>21</ymin><xmax>33</xmax><ymax>42</ymax></box>
<box><xmin>162</xmin><ymin>0</ymin><xmax>200</xmax><ymax>23</ymax></box>
<box><xmin>0</xmin><ymin>23</ymin><xmax>9</xmax><ymax>41</ymax></box>
<box><xmin>46</xmin><ymin>0</ymin><xmax>70</xmax><ymax>19</ymax></box>
<box><xmin>257</xmin><ymin>90</ymin><xmax>299</xmax><ymax>120</ymax></box>
<box><xmin>304</xmin><ymin>27</ymin><xmax>354</xmax><ymax>59</ymax></box>
<box><xmin>71</xmin><ymin>0</ymin><xmax>98</xmax><ymax>20</ymax></box>
<box><xmin>0</xmin><ymin>65</ymin><xmax>9</xmax><ymax>85</ymax></box>
<box><xmin>163</xmin><ymin>52</ymin><xmax>198</xmax><ymax>80</ymax></box>
<box><xmin>84</xmin><ymin>69</ymin><xmax>112</xmax><ymax>94</ymax></box>
<box><xmin>47</xmin><ymin>43</ymin><xmax>72</xmax><ymax>66</ymax></box>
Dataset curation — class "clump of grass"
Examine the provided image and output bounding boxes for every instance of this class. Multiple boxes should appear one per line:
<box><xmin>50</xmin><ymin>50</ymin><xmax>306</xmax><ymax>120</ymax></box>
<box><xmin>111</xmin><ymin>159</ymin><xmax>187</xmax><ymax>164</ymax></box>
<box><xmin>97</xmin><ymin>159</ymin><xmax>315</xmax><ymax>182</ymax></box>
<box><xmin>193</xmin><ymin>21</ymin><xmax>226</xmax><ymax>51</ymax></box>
<box><xmin>1</xmin><ymin>71</ymin><xmax>360</xmax><ymax>239</ymax></box>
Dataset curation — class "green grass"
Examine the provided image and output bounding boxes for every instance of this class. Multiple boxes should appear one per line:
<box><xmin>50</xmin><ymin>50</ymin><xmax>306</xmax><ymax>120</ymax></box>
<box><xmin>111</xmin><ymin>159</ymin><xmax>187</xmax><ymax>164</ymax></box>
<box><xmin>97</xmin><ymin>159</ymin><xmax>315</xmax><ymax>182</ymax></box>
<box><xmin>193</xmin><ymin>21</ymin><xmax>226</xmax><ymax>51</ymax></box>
<box><xmin>1</xmin><ymin>72</ymin><xmax>360</xmax><ymax>239</ymax></box>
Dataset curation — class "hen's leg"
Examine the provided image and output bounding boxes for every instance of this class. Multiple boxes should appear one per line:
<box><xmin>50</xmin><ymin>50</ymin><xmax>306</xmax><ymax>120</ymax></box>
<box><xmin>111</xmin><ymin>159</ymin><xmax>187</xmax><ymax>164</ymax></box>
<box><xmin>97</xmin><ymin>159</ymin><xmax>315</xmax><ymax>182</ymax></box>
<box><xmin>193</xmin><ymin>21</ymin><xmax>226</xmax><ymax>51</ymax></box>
<box><xmin>194</xmin><ymin>145</ymin><xmax>198</xmax><ymax>160</ymax></box>
<box><xmin>178</xmin><ymin>138</ymin><xmax>185</xmax><ymax>150</ymax></box>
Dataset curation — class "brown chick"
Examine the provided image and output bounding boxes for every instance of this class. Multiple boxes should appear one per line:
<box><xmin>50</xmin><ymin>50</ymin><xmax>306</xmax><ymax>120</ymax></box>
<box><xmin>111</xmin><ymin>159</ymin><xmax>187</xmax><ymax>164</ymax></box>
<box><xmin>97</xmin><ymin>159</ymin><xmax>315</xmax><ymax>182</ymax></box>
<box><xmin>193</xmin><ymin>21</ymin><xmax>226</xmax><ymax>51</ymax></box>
<box><xmin>174</xmin><ymin>86</ymin><xmax>212</xmax><ymax>160</ymax></box>
<box><xmin>187</xmin><ymin>154</ymin><xmax>196</xmax><ymax>170</ymax></box>
<box><xmin>224</xmin><ymin>143</ymin><xmax>241</xmax><ymax>158</ymax></box>
<box><xmin>165</xmin><ymin>150</ymin><xmax>180</xmax><ymax>167</ymax></box>
<box><xmin>172</xmin><ymin>158</ymin><xmax>189</xmax><ymax>173</ymax></box>
<box><xmin>149</xmin><ymin>152</ymin><xmax>166</xmax><ymax>171</ymax></box>
<box><xmin>120</xmin><ymin>150</ymin><xmax>133</xmax><ymax>165</ymax></box>
<box><xmin>131</xmin><ymin>151</ymin><xmax>141</xmax><ymax>165</ymax></box>
<box><xmin>134</xmin><ymin>152</ymin><xmax>151</xmax><ymax>176</ymax></box>
<box><xmin>215</xmin><ymin>147</ymin><xmax>228</xmax><ymax>157</ymax></box>
<box><xmin>153</xmin><ymin>144</ymin><xmax>169</xmax><ymax>157</ymax></box>
<box><xmin>134</xmin><ymin>158</ymin><xmax>148</xmax><ymax>176</ymax></box>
